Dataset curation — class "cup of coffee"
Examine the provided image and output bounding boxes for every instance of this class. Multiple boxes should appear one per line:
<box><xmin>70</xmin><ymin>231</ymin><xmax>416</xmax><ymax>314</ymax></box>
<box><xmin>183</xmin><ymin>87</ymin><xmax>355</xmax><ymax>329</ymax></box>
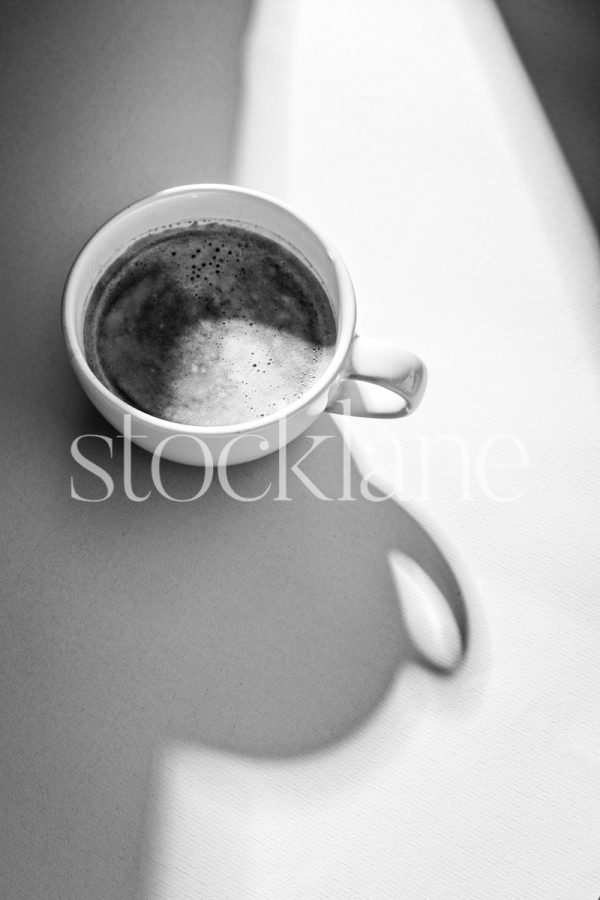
<box><xmin>62</xmin><ymin>184</ymin><xmax>426</xmax><ymax>465</ymax></box>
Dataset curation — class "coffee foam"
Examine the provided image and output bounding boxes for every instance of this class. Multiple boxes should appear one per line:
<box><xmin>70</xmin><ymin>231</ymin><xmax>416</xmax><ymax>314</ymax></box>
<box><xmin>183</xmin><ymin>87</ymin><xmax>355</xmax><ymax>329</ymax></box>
<box><xmin>84</xmin><ymin>222</ymin><xmax>337</xmax><ymax>426</ymax></box>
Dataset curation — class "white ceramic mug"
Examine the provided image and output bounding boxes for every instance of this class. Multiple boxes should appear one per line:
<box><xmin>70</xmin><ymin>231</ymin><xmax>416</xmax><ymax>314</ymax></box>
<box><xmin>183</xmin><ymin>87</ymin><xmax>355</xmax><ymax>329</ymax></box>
<box><xmin>62</xmin><ymin>184</ymin><xmax>426</xmax><ymax>466</ymax></box>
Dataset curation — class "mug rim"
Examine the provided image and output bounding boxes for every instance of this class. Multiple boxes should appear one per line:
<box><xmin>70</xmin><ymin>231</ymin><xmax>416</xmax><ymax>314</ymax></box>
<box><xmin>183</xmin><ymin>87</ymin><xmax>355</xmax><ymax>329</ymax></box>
<box><xmin>62</xmin><ymin>183</ymin><xmax>357</xmax><ymax>436</ymax></box>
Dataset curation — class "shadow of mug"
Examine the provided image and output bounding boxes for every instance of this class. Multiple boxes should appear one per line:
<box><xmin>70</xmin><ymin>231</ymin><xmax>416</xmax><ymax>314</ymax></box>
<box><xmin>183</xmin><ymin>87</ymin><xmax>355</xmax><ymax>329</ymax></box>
<box><xmin>67</xmin><ymin>406</ymin><xmax>469</xmax><ymax>759</ymax></box>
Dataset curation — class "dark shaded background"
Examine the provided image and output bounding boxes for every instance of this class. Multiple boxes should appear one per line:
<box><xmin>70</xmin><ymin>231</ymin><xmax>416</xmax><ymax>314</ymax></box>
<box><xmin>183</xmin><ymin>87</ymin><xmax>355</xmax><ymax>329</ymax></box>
<box><xmin>496</xmin><ymin>0</ymin><xmax>600</xmax><ymax>229</ymax></box>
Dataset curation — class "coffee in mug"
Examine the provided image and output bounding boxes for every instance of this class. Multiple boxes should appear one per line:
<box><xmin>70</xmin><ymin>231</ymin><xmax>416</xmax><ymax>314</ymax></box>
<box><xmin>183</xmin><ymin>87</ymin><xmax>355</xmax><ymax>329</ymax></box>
<box><xmin>83</xmin><ymin>222</ymin><xmax>336</xmax><ymax>427</ymax></box>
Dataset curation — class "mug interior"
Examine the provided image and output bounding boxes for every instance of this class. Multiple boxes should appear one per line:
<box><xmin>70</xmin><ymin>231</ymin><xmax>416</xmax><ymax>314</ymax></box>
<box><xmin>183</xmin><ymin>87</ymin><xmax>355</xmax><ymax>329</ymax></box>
<box><xmin>63</xmin><ymin>185</ymin><xmax>355</xmax><ymax>433</ymax></box>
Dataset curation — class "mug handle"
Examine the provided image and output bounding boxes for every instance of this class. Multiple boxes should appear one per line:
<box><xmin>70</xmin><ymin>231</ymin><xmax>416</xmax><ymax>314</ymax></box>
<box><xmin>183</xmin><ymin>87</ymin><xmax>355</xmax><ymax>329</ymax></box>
<box><xmin>326</xmin><ymin>335</ymin><xmax>427</xmax><ymax>418</ymax></box>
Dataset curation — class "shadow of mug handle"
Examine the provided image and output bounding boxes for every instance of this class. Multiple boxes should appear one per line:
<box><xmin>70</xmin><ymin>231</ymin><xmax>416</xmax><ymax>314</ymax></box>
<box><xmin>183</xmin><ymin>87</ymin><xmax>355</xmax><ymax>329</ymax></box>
<box><xmin>326</xmin><ymin>335</ymin><xmax>428</xmax><ymax>418</ymax></box>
